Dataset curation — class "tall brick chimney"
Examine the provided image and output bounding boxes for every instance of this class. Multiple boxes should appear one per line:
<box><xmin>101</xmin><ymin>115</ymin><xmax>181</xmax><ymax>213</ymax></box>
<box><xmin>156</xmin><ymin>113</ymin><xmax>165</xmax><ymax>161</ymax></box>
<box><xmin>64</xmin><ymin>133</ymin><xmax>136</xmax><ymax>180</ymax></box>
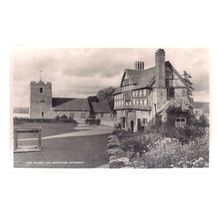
<box><xmin>135</xmin><ymin>61</ymin><xmax>144</xmax><ymax>71</ymax></box>
<box><xmin>154</xmin><ymin>49</ymin><xmax>167</xmax><ymax>110</ymax></box>
<box><xmin>155</xmin><ymin>48</ymin><xmax>166</xmax><ymax>88</ymax></box>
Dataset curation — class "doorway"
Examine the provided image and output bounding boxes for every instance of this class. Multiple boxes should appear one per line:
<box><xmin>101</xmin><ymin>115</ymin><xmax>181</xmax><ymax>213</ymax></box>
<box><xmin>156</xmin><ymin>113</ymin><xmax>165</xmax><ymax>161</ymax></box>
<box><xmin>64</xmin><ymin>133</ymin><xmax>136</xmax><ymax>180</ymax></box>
<box><xmin>137</xmin><ymin>118</ymin><xmax>141</xmax><ymax>131</ymax></box>
<box><xmin>130</xmin><ymin>120</ymin><xmax>134</xmax><ymax>132</ymax></box>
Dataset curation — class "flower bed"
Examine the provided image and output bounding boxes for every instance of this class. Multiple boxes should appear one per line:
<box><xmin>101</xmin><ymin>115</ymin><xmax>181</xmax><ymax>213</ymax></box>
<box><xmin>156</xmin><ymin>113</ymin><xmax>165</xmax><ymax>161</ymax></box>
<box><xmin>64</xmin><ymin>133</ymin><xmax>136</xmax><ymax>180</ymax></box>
<box><xmin>107</xmin><ymin>129</ymin><xmax>209</xmax><ymax>168</ymax></box>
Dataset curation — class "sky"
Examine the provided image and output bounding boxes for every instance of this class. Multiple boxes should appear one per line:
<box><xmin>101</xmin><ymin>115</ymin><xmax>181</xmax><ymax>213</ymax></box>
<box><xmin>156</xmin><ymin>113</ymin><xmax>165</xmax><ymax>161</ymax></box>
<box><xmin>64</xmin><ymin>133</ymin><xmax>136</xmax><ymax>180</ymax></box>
<box><xmin>12</xmin><ymin>48</ymin><xmax>209</xmax><ymax>107</ymax></box>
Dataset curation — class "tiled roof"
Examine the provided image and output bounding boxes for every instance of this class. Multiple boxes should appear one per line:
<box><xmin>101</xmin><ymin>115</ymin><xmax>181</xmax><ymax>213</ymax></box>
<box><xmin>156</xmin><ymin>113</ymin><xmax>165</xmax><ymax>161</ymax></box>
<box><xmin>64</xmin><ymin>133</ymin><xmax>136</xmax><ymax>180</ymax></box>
<box><xmin>122</xmin><ymin>66</ymin><xmax>156</xmax><ymax>88</ymax></box>
<box><xmin>92</xmin><ymin>100</ymin><xmax>111</xmax><ymax>113</ymax></box>
<box><xmin>52</xmin><ymin>98</ymin><xmax>90</xmax><ymax>111</ymax></box>
<box><xmin>114</xmin><ymin>66</ymin><xmax>156</xmax><ymax>94</ymax></box>
<box><xmin>114</xmin><ymin>61</ymin><xmax>188</xmax><ymax>94</ymax></box>
<box><xmin>52</xmin><ymin>97</ymin><xmax>74</xmax><ymax>107</ymax></box>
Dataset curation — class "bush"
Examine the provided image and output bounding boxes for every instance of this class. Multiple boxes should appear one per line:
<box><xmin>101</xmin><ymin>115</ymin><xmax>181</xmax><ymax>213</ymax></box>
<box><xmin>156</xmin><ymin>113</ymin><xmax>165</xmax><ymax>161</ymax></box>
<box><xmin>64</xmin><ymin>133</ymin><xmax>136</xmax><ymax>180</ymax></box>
<box><xmin>159</xmin><ymin>124</ymin><xmax>207</xmax><ymax>144</ymax></box>
<box><xmin>85</xmin><ymin>118</ymin><xmax>100</xmax><ymax>125</ymax></box>
<box><xmin>194</xmin><ymin>114</ymin><xmax>209</xmax><ymax>127</ymax></box>
<box><xmin>112</xmin><ymin>129</ymin><xmax>131</xmax><ymax>137</ymax></box>
<box><xmin>143</xmin><ymin>132</ymin><xmax>209</xmax><ymax>168</ymax></box>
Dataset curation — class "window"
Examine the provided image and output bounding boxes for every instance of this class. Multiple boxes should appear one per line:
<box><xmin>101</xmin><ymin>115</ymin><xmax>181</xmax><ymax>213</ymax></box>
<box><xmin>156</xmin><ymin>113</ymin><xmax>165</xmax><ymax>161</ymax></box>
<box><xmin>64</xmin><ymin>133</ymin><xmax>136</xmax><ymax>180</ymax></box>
<box><xmin>143</xmin><ymin>118</ymin><xmax>148</xmax><ymax>125</ymax></box>
<box><xmin>125</xmin><ymin>100</ymin><xmax>131</xmax><ymax>106</ymax></box>
<box><xmin>40</xmin><ymin>98</ymin><xmax>44</xmax><ymax>103</ymax></box>
<box><xmin>175</xmin><ymin>117</ymin><xmax>186</xmax><ymax>127</ymax></box>
<box><xmin>144</xmin><ymin>98</ymin><xmax>148</xmax><ymax>105</ymax></box>
<box><xmin>167</xmin><ymin>87</ymin><xmax>175</xmax><ymax>98</ymax></box>
<box><xmin>41</xmin><ymin>112</ymin><xmax>44</xmax><ymax>117</ymax></box>
<box><xmin>142</xmin><ymin>99</ymin><xmax>145</xmax><ymax>105</ymax></box>
<box><xmin>40</xmin><ymin>87</ymin><xmax>43</xmax><ymax>93</ymax></box>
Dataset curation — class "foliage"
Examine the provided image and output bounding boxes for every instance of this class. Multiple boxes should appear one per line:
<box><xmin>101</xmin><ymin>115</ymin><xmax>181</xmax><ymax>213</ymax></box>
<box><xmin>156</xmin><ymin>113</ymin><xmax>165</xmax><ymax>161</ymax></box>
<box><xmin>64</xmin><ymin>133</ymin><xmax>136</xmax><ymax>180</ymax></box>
<box><xmin>109</xmin><ymin>125</ymin><xmax>209</xmax><ymax>168</ymax></box>
<box><xmin>143</xmin><ymin>131</ymin><xmax>209</xmax><ymax>168</ymax></box>
<box><xmin>97</xmin><ymin>87</ymin><xmax>115</xmax><ymax>111</ymax></box>
<box><xmin>166</xmin><ymin>97</ymin><xmax>194</xmax><ymax>125</ymax></box>
<box><xmin>112</xmin><ymin>129</ymin><xmax>133</xmax><ymax>138</ymax></box>
<box><xmin>182</xmin><ymin>70</ymin><xmax>194</xmax><ymax>104</ymax></box>
<box><xmin>195</xmin><ymin>114</ymin><xmax>209</xmax><ymax>127</ymax></box>
<box><xmin>119</xmin><ymin>132</ymin><xmax>163</xmax><ymax>154</ymax></box>
<box><xmin>159</xmin><ymin>125</ymin><xmax>207</xmax><ymax>144</ymax></box>
<box><xmin>85</xmin><ymin>118</ymin><xmax>100</xmax><ymax>125</ymax></box>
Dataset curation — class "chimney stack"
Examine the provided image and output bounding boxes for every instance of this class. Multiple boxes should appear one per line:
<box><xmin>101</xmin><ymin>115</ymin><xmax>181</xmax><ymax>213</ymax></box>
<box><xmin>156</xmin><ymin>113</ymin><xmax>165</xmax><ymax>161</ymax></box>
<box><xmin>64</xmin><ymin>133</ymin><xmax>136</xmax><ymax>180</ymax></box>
<box><xmin>154</xmin><ymin>49</ymin><xmax>167</xmax><ymax>110</ymax></box>
<box><xmin>135</xmin><ymin>61</ymin><xmax>144</xmax><ymax>71</ymax></box>
<box><xmin>155</xmin><ymin>49</ymin><xmax>166</xmax><ymax>88</ymax></box>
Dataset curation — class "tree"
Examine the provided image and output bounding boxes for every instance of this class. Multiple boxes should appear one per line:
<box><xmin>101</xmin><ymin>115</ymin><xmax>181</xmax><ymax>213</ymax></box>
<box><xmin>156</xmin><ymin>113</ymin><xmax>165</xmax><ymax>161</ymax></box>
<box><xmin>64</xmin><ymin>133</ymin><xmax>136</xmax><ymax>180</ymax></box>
<box><xmin>182</xmin><ymin>70</ymin><xmax>194</xmax><ymax>105</ymax></box>
<box><xmin>198</xmin><ymin>114</ymin><xmax>209</xmax><ymax>127</ymax></box>
<box><xmin>97</xmin><ymin>87</ymin><xmax>115</xmax><ymax>111</ymax></box>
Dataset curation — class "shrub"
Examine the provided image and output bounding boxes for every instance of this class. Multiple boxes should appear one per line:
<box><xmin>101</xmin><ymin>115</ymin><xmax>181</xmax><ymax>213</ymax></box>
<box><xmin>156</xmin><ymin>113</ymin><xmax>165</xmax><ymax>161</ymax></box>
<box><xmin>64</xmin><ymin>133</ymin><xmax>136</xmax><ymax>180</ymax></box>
<box><xmin>194</xmin><ymin>114</ymin><xmax>209</xmax><ymax>127</ymax></box>
<box><xmin>121</xmin><ymin>136</ymin><xmax>144</xmax><ymax>153</ymax></box>
<box><xmin>143</xmin><ymin>132</ymin><xmax>209</xmax><ymax>168</ymax></box>
<box><xmin>85</xmin><ymin>118</ymin><xmax>100</xmax><ymax>125</ymax></box>
<box><xmin>159</xmin><ymin>124</ymin><xmax>207</xmax><ymax>144</ymax></box>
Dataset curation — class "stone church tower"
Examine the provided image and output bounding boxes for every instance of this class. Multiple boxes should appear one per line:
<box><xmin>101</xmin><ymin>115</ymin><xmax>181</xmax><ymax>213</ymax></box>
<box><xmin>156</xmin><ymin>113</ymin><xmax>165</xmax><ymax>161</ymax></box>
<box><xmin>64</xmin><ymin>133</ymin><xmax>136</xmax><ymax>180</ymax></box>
<box><xmin>30</xmin><ymin>80</ymin><xmax>52</xmax><ymax>119</ymax></box>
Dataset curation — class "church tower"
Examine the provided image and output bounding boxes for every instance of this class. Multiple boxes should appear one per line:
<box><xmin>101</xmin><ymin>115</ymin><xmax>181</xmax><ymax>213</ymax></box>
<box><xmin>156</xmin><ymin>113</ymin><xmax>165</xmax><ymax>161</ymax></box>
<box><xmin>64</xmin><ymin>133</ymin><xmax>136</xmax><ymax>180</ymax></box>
<box><xmin>30</xmin><ymin>80</ymin><xmax>52</xmax><ymax>119</ymax></box>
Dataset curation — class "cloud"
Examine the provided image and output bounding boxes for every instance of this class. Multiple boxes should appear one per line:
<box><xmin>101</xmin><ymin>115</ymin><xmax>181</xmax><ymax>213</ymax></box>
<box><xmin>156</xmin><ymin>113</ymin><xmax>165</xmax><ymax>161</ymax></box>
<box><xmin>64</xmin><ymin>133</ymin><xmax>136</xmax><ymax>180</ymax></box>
<box><xmin>12</xmin><ymin>48</ymin><xmax>209</xmax><ymax>107</ymax></box>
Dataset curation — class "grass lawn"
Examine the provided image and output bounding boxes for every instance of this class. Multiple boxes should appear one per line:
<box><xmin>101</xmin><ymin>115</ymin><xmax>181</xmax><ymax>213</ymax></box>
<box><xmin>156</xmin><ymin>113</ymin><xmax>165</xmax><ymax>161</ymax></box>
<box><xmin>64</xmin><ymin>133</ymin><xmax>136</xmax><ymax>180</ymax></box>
<box><xmin>14</xmin><ymin>121</ymin><xmax>79</xmax><ymax>138</ymax></box>
<box><xmin>14</xmin><ymin>134</ymin><xmax>109</xmax><ymax>168</ymax></box>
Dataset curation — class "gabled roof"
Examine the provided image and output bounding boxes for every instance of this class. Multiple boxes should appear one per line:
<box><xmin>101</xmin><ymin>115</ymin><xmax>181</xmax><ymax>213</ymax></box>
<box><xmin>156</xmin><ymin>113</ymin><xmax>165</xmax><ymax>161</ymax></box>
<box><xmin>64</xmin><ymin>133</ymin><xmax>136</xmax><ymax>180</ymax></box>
<box><xmin>91</xmin><ymin>100</ymin><xmax>111</xmax><ymax>113</ymax></box>
<box><xmin>52</xmin><ymin>97</ymin><xmax>74</xmax><ymax>107</ymax></box>
<box><xmin>120</xmin><ymin>66</ymin><xmax>156</xmax><ymax>88</ymax></box>
<box><xmin>114</xmin><ymin>61</ymin><xmax>188</xmax><ymax>95</ymax></box>
<box><xmin>52</xmin><ymin>98</ymin><xmax>90</xmax><ymax>111</ymax></box>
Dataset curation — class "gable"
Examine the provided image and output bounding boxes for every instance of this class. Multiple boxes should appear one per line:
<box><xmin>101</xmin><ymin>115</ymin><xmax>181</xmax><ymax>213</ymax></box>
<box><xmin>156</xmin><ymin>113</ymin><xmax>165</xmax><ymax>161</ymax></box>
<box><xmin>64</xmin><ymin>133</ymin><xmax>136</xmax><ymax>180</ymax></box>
<box><xmin>172</xmin><ymin>76</ymin><xmax>186</xmax><ymax>87</ymax></box>
<box><xmin>115</xmin><ymin>61</ymin><xmax>188</xmax><ymax>95</ymax></box>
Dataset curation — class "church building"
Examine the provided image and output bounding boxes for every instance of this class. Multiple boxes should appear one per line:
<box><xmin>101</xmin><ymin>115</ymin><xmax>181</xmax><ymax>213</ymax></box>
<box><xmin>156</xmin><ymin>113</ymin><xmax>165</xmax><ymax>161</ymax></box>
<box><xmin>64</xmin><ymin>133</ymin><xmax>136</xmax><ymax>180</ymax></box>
<box><xmin>29</xmin><ymin>80</ymin><xmax>111</xmax><ymax>123</ymax></box>
<box><xmin>113</xmin><ymin>49</ymin><xmax>189</xmax><ymax>132</ymax></box>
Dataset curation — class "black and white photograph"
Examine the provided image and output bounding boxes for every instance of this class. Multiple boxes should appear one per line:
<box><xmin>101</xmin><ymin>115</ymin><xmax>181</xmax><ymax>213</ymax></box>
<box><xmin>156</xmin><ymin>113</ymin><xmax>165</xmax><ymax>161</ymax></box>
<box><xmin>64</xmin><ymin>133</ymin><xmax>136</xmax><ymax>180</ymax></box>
<box><xmin>12</xmin><ymin>48</ymin><xmax>209</xmax><ymax>168</ymax></box>
<box><xmin>2</xmin><ymin>1</ymin><xmax>220</xmax><ymax>220</ymax></box>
